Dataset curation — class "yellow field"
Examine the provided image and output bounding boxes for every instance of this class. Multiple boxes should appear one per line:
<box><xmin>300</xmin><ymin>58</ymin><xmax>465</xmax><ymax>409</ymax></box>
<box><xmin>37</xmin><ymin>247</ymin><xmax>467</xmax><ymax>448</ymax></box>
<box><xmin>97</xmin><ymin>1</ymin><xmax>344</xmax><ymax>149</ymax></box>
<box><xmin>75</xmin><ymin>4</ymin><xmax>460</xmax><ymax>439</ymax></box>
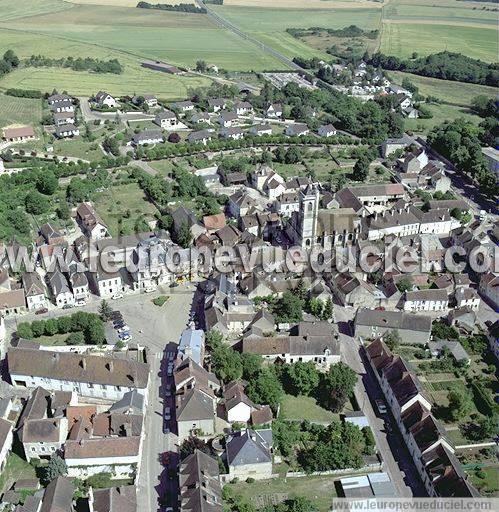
<box><xmin>223</xmin><ymin>0</ymin><xmax>384</xmax><ymax>8</ymax></box>
<box><xmin>68</xmin><ymin>0</ymin><xmax>179</xmax><ymax>6</ymax></box>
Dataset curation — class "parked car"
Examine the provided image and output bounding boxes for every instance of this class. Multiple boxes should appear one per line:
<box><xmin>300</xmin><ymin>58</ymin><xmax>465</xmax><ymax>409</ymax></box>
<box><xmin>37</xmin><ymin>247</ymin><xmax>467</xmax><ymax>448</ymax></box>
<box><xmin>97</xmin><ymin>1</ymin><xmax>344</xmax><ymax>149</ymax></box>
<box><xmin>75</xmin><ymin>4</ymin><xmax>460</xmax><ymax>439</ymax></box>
<box><xmin>113</xmin><ymin>320</ymin><xmax>126</xmax><ymax>328</ymax></box>
<box><xmin>35</xmin><ymin>308</ymin><xmax>48</xmax><ymax>315</ymax></box>
<box><xmin>119</xmin><ymin>333</ymin><xmax>132</xmax><ymax>341</ymax></box>
<box><xmin>145</xmin><ymin>286</ymin><xmax>155</xmax><ymax>293</ymax></box>
<box><xmin>112</xmin><ymin>293</ymin><xmax>124</xmax><ymax>300</ymax></box>
<box><xmin>164</xmin><ymin>407</ymin><xmax>171</xmax><ymax>420</ymax></box>
<box><xmin>111</xmin><ymin>311</ymin><xmax>122</xmax><ymax>319</ymax></box>
<box><xmin>75</xmin><ymin>300</ymin><xmax>86</xmax><ymax>307</ymax></box>
<box><xmin>168</xmin><ymin>353</ymin><xmax>175</xmax><ymax>361</ymax></box>
<box><xmin>117</xmin><ymin>327</ymin><xmax>130</xmax><ymax>334</ymax></box>
<box><xmin>376</xmin><ymin>398</ymin><xmax>387</xmax><ymax>414</ymax></box>
<box><xmin>165</xmin><ymin>384</ymin><xmax>172</xmax><ymax>397</ymax></box>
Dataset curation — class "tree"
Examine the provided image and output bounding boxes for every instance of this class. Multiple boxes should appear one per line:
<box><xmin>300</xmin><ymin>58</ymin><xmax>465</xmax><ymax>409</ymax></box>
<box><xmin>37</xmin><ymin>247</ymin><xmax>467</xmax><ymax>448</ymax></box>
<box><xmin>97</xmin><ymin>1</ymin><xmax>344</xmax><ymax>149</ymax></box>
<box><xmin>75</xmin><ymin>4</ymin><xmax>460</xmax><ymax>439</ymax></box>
<box><xmin>98</xmin><ymin>299</ymin><xmax>113</xmax><ymax>321</ymax></box>
<box><xmin>3</xmin><ymin>50</ymin><xmax>19</xmax><ymax>68</ymax></box>
<box><xmin>211</xmin><ymin>344</ymin><xmax>243</xmax><ymax>383</ymax></box>
<box><xmin>351</xmin><ymin>156</ymin><xmax>370</xmax><ymax>181</ymax></box>
<box><xmin>179</xmin><ymin>436</ymin><xmax>206</xmax><ymax>460</ymax></box>
<box><xmin>308</xmin><ymin>298</ymin><xmax>324</xmax><ymax>319</ymax></box>
<box><xmin>383</xmin><ymin>329</ymin><xmax>401</xmax><ymax>350</ymax></box>
<box><xmin>57</xmin><ymin>315</ymin><xmax>72</xmax><ymax>334</ymax></box>
<box><xmin>36</xmin><ymin>171</ymin><xmax>58</xmax><ymax>195</ymax></box>
<box><xmin>43</xmin><ymin>454</ymin><xmax>67</xmax><ymax>484</ymax></box>
<box><xmin>322</xmin><ymin>362</ymin><xmax>357</xmax><ymax>412</ymax></box>
<box><xmin>463</xmin><ymin>415</ymin><xmax>498</xmax><ymax>441</ymax></box>
<box><xmin>246</xmin><ymin>367</ymin><xmax>284</xmax><ymax>411</ymax></box>
<box><xmin>66</xmin><ymin>331</ymin><xmax>85</xmax><ymax>345</ymax></box>
<box><xmin>397</xmin><ymin>277</ymin><xmax>413</xmax><ymax>292</ymax></box>
<box><xmin>272</xmin><ymin>291</ymin><xmax>303</xmax><ymax>324</ymax></box>
<box><xmin>84</xmin><ymin>317</ymin><xmax>106</xmax><ymax>345</ymax></box>
<box><xmin>448</xmin><ymin>385</ymin><xmax>473</xmax><ymax>421</ymax></box>
<box><xmin>322</xmin><ymin>298</ymin><xmax>333</xmax><ymax>321</ymax></box>
<box><xmin>196</xmin><ymin>60</ymin><xmax>207</xmax><ymax>72</ymax></box>
<box><xmin>174</xmin><ymin>221</ymin><xmax>191</xmax><ymax>248</ymax></box>
<box><xmin>241</xmin><ymin>353</ymin><xmax>262</xmax><ymax>380</ymax></box>
<box><xmin>44</xmin><ymin>318</ymin><xmax>59</xmax><ymax>336</ymax></box>
<box><xmin>284</xmin><ymin>362</ymin><xmax>320</xmax><ymax>396</ymax></box>
<box><xmin>17</xmin><ymin>322</ymin><xmax>33</xmax><ymax>339</ymax></box>
<box><xmin>168</xmin><ymin>132</ymin><xmax>181</xmax><ymax>143</ymax></box>
<box><xmin>25</xmin><ymin>191</ymin><xmax>50</xmax><ymax>215</ymax></box>
<box><xmin>102</xmin><ymin>136</ymin><xmax>120</xmax><ymax>156</ymax></box>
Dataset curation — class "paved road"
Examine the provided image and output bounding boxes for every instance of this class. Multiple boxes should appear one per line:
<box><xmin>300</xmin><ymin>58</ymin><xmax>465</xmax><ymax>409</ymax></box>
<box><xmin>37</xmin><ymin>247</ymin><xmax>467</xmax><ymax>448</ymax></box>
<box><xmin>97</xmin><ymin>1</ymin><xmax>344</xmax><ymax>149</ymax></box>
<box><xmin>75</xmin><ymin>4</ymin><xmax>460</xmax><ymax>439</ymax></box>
<box><xmin>129</xmin><ymin>159</ymin><xmax>159</xmax><ymax>177</ymax></box>
<box><xmin>79</xmin><ymin>97</ymin><xmax>156</xmax><ymax>123</ymax></box>
<box><xmin>334</xmin><ymin>305</ymin><xmax>426</xmax><ymax>497</ymax></box>
<box><xmin>131</xmin><ymin>287</ymin><xmax>195</xmax><ymax>512</ymax></box>
<box><xmin>341</xmin><ymin>333</ymin><xmax>427</xmax><ymax>497</ymax></box>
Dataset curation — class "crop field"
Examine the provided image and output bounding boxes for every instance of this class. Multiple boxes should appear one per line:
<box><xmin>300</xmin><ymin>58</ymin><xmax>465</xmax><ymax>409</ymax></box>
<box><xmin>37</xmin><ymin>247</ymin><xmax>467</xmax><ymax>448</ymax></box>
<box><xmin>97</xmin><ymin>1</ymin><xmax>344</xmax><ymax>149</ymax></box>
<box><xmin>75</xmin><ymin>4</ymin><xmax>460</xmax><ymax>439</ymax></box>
<box><xmin>0</xmin><ymin>2</ymin><xmax>282</xmax><ymax>72</ymax></box>
<box><xmin>213</xmin><ymin>4</ymin><xmax>381</xmax><ymax>59</ymax></box>
<box><xmin>0</xmin><ymin>94</ymin><xmax>43</xmax><ymax>129</ymax></box>
<box><xmin>380</xmin><ymin>0</ymin><xmax>498</xmax><ymax>62</ymax></box>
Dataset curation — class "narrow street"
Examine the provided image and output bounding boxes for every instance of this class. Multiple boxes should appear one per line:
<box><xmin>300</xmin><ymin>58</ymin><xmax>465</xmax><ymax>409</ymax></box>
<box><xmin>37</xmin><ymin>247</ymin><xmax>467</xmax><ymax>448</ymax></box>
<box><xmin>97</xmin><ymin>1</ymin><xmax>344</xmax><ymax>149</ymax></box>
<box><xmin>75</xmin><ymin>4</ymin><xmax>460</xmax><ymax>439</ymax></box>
<box><xmin>341</xmin><ymin>332</ymin><xmax>427</xmax><ymax>497</ymax></box>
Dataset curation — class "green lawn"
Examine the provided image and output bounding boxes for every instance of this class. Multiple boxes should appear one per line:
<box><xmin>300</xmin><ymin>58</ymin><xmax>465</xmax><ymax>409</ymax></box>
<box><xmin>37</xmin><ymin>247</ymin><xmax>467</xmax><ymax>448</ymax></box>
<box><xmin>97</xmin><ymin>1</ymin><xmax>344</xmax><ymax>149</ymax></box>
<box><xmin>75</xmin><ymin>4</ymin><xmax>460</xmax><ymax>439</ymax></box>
<box><xmin>279</xmin><ymin>394</ymin><xmax>337</xmax><ymax>423</ymax></box>
<box><xmin>228</xmin><ymin>474</ymin><xmax>337</xmax><ymax>512</ymax></box>
<box><xmin>93</xmin><ymin>182</ymin><xmax>160</xmax><ymax>237</ymax></box>
<box><xmin>469</xmin><ymin>466</ymin><xmax>499</xmax><ymax>497</ymax></box>
<box><xmin>388</xmin><ymin>71</ymin><xmax>498</xmax><ymax>106</ymax></box>
<box><xmin>0</xmin><ymin>94</ymin><xmax>42</xmax><ymax>129</ymax></box>
<box><xmin>148</xmin><ymin>159</ymin><xmax>176</xmax><ymax>177</ymax></box>
<box><xmin>0</xmin><ymin>453</ymin><xmax>37</xmax><ymax>494</ymax></box>
<box><xmin>36</xmin><ymin>333</ymin><xmax>71</xmax><ymax>346</ymax></box>
<box><xmin>51</xmin><ymin>138</ymin><xmax>104</xmax><ymax>161</ymax></box>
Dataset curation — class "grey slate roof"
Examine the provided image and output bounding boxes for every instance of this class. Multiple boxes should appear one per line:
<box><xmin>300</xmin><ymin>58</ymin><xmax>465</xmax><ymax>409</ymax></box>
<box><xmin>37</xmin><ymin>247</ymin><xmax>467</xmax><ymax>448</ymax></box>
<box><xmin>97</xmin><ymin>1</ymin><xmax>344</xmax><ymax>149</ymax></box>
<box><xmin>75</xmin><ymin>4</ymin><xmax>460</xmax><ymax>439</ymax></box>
<box><xmin>226</xmin><ymin>428</ymin><xmax>272</xmax><ymax>466</ymax></box>
<box><xmin>109</xmin><ymin>389</ymin><xmax>144</xmax><ymax>415</ymax></box>
<box><xmin>356</xmin><ymin>308</ymin><xmax>432</xmax><ymax>333</ymax></box>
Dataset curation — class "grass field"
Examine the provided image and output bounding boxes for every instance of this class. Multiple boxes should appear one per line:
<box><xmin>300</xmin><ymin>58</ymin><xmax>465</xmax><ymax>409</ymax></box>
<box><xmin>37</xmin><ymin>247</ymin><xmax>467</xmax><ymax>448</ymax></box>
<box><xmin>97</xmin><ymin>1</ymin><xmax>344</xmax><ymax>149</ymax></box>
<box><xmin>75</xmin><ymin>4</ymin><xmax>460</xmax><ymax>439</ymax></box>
<box><xmin>0</xmin><ymin>2</ymin><xmax>282</xmax><ymax>72</ymax></box>
<box><xmin>388</xmin><ymin>71</ymin><xmax>498</xmax><ymax>106</ymax></box>
<box><xmin>213</xmin><ymin>4</ymin><xmax>381</xmax><ymax>60</ymax></box>
<box><xmin>0</xmin><ymin>453</ymin><xmax>37</xmax><ymax>493</ymax></box>
<box><xmin>0</xmin><ymin>94</ymin><xmax>43</xmax><ymax>128</ymax></box>
<box><xmin>94</xmin><ymin>182</ymin><xmax>159</xmax><ymax>236</ymax></box>
<box><xmin>229</xmin><ymin>475</ymin><xmax>338</xmax><ymax>512</ymax></box>
<box><xmin>279</xmin><ymin>394</ymin><xmax>338</xmax><ymax>423</ymax></box>
<box><xmin>380</xmin><ymin>0</ymin><xmax>498</xmax><ymax>62</ymax></box>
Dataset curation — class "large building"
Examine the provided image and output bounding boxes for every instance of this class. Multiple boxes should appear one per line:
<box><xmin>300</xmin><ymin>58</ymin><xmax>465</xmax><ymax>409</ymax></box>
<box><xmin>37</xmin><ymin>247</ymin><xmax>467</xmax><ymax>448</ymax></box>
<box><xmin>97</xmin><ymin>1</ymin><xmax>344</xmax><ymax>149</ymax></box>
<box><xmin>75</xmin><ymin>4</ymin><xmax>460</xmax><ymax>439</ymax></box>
<box><xmin>8</xmin><ymin>347</ymin><xmax>150</xmax><ymax>402</ymax></box>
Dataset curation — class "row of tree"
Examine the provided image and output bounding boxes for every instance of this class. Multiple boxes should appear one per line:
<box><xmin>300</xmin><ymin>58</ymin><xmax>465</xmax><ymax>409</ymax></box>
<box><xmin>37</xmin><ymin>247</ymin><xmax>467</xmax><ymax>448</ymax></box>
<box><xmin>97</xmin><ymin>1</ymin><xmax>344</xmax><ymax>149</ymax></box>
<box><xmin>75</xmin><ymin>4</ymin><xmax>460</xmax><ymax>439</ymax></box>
<box><xmin>136</xmin><ymin>2</ymin><xmax>206</xmax><ymax>13</ymax></box>
<box><xmin>17</xmin><ymin>312</ymin><xmax>106</xmax><ymax>345</ymax></box>
<box><xmin>369</xmin><ymin>51</ymin><xmax>498</xmax><ymax>87</ymax></box>
<box><xmin>26</xmin><ymin>55</ymin><xmax>123</xmax><ymax>74</ymax></box>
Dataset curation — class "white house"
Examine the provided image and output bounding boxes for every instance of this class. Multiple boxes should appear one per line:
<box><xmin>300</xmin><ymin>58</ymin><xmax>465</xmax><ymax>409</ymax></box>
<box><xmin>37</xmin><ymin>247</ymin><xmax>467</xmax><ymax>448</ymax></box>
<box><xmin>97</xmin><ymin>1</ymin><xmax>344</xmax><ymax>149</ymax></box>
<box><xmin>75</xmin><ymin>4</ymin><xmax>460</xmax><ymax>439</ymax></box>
<box><xmin>479</xmin><ymin>272</ymin><xmax>499</xmax><ymax>309</ymax></box>
<box><xmin>55</xmin><ymin>124</ymin><xmax>79</xmax><ymax>139</ymax></box>
<box><xmin>265</xmin><ymin>103</ymin><xmax>282</xmax><ymax>118</ymax></box>
<box><xmin>155</xmin><ymin>110</ymin><xmax>178</xmax><ymax>129</ymax></box>
<box><xmin>235</xmin><ymin>101</ymin><xmax>253</xmax><ymax>116</ymax></box>
<box><xmin>21</xmin><ymin>418</ymin><xmax>68</xmax><ymax>462</ymax></box>
<box><xmin>47</xmin><ymin>270</ymin><xmax>75</xmax><ymax>309</ymax></box>
<box><xmin>285</xmin><ymin>123</ymin><xmax>309</xmax><ymax>137</ymax></box>
<box><xmin>95</xmin><ymin>91</ymin><xmax>117</xmax><ymax>108</ymax></box>
<box><xmin>89</xmin><ymin>265</ymin><xmax>123</xmax><ymax>298</ymax></box>
<box><xmin>64</xmin><ymin>437</ymin><xmax>141</xmax><ymax>478</ymax></box>
<box><xmin>0</xmin><ymin>418</ymin><xmax>13</xmax><ymax>472</ymax></box>
<box><xmin>218</xmin><ymin>110</ymin><xmax>238</xmax><ymax>128</ymax></box>
<box><xmin>318</xmin><ymin>124</ymin><xmax>337</xmax><ymax>137</ymax></box>
<box><xmin>249</xmin><ymin>124</ymin><xmax>273</xmax><ymax>137</ymax></box>
<box><xmin>242</xmin><ymin>322</ymin><xmax>340</xmax><ymax>370</ymax></box>
<box><xmin>22</xmin><ymin>272</ymin><xmax>48</xmax><ymax>311</ymax></box>
<box><xmin>223</xmin><ymin>381</ymin><xmax>255</xmax><ymax>424</ymax></box>
<box><xmin>76</xmin><ymin>202</ymin><xmax>109</xmax><ymax>240</ymax></box>
<box><xmin>131</xmin><ymin>130</ymin><xmax>164</xmax><ymax>146</ymax></box>
<box><xmin>8</xmin><ymin>347</ymin><xmax>150</xmax><ymax>402</ymax></box>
